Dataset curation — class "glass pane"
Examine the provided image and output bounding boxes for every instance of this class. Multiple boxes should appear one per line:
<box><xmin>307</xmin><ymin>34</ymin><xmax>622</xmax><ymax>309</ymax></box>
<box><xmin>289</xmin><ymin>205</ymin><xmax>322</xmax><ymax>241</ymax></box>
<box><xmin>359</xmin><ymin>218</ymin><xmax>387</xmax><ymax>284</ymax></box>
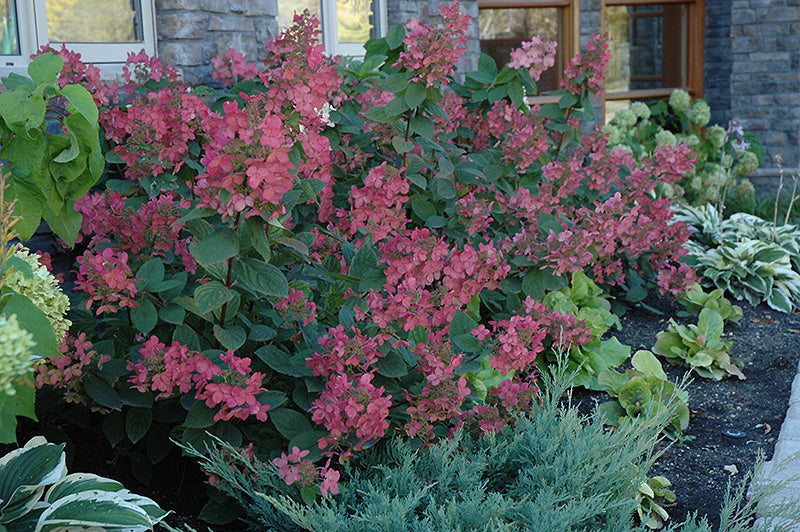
<box><xmin>46</xmin><ymin>0</ymin><xmax>142</xmax><ymax>43</ymax></box>
<box><xmin>0</xmin><ymin>0</ymin><xmax>20</xmax><ymax>55</ymax></box>
<box><xmin>606</xmin><ymin>3</ymin><xmax>688</xmax><ymax>93</ymax></box>
<box><xmin>337</xmin><ymin>0</ymin><xmax>372</xmax><ymax>43</ymax></box>
<box><xmin>277</xmin><ymin>0</ymin><xmax>320</xmax><ymax>30</ymax></box>
<box><xmin>478</xmin><ymin>7</ymin><xmax>562</xmax><ymax>91</ymax></box>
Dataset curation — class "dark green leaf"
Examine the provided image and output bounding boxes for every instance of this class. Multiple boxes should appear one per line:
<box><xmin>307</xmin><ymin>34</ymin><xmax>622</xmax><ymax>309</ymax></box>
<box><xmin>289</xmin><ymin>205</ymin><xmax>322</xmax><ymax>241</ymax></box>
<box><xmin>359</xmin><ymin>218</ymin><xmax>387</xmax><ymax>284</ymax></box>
<box><xmin>236</xmin><ymin>258</ymin><xmax>288</xmax><ymax>298</ymax></box>
<box><xmin>213</xmin><ymin>324</ymin><xmax>246</xmax><ymax>351</ymax></box>
<box><xmin>385</xmin><ymin>24</ymin><xmax>406</xmax><ymax>49</ymax></box>
<box><xmin>410</xmin><ymin>115</ymin><xmax>435</xmax><ymax>138</ymax></box>
<box><xmin>522</xmin><ymin>270</ymin><xmax>546</xmax><ymax>300</ymax></box>
<box><xmin>84</xmin><ymin>375</ymin><xmax>121</xmax><ymax>410</ymax></box>
<box><xmin>246</xmin><ymin>217</ymin><xmax>271</xmax><ymax>262</ymax></box>
<box><xmin>125</xmin><ymin>407</ymin><xmax>153</xmax><ymax>444</ymax></box>
<box><xmin>194</xmin><ymin>281</ymin><xmax>236</xmax><ymax>314</ymax></box>
<box><xmin>189</xmin><ymin>227</ymin><xmax>239</xmax><ymax>266</ymax></box>
<box><xmin>405</xmin><ymin>82</ymin><xmax>427</xmax><ymax>108</ymax></box>
<box><xmin>391</xmin><ymin>137</ymin><xmax>415</xmax><ymax>153</ymax></box>
<box><xmin>183</xmin><ymin>401</ymin><xmax>218</xmax><ymax>429</ymax></box>
<box><xmin>375</xmin><ymin>351</ymin><xmax>408</xmax><ymax>378</ymax></box>
<box><xmin>102</xmin><ymin>414</ymin><xmax>125</xmax><ymax>448</ymax></box>
<box><xmin>137</xmin><ymin>258</ymin><xmax>165</xmax><ymax>291</ymax></box>
<box><xmin>130</xmin><ymin>298</ymin><xmax>158</xmax><ymax>334</ymax></box>
<box><xmin>270</xmin><ymin>408</ymin><xmax>313</xmax><ymax>440</ymax></box>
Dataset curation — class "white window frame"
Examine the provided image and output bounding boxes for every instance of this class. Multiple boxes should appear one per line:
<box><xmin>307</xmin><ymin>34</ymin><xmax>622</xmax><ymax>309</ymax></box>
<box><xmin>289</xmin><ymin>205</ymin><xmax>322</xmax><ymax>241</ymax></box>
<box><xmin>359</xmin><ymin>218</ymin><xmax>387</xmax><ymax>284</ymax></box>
<box><xmin>0</xmin><ymin>0</ymin><xmax>156</xmax><ymax>73</ymax></box>
<box><xmin>321</xmin><ymin>0</ymin><xmax>387</xmax><ymax>57</ymax></box>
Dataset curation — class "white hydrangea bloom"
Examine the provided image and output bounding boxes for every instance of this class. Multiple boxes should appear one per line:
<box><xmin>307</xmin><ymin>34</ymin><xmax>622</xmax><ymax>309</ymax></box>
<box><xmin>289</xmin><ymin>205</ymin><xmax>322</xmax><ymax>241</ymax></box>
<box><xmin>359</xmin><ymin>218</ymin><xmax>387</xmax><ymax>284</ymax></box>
<box><xmin>655</xmin><ymin>130</ymin><xmax>677</xmax><ymax>148</ymax></box>
<box><xmin>707</xmin><ymin>125</ymin><xmax>726</xmax><ymax>150</ymax></box>
<box><xmin>601</xmin><ymin>124</ymin><xmax>624</xmax><ymax>145</ymax></box>
<box><xmin>0</xmin><ymin>314</ymin><xmax>35</xmax><ymax>396</ymax></box>
<box><xmin>630</xmin><ymin>102</ymin><xmax>651</xmax><ymax>121</ymax></box>
<box><xmin>687</xmin><ymin>100</ymin><xmax>711</xmax><ymax>128</ymax></box>
<box><xmin>669</xmin><ymin>89</ymin><xmax>691</xmax><ymax>113</ymax></box>
<box><xmin>5</xmin><ymin>246</ymin><xmax>71</xmax><ymax>341</ymax></box>
<box><xmin>734</xmin><ymin>151</ymin><xmax>759</xmax><ymax>177</ymax></box>
<box><xmin>614</xmin><ymin>108</ymin><xmax>637</xmax><ymax>129</ymax></box>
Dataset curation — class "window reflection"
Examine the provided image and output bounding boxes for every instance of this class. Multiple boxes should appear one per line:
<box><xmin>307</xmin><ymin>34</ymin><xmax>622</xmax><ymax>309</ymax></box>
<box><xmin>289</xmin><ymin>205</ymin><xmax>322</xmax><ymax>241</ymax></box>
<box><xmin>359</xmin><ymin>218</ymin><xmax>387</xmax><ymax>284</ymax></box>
<box><xmin>337</xmin><ymin>0</ymin><xmax>372</xmax><ymax>43</ymax></box>
<box><xmin>606</xmin><ymin>3</ymin><xmax>689</xmax><ymax>93</ymax></box>
<box><xmin>46</xmin><ymin>0</ymin><xmax>142</xmax><ymax>43</ymax></box>
<box><xmin>1</xmin><ymin>0</ymin><xmax>19</xmax><ymax>55</ymax></box>
<box><xmin>479</xmin><ymin>7</ymin><xmax>562</xmax><ymax>91</ymax></box>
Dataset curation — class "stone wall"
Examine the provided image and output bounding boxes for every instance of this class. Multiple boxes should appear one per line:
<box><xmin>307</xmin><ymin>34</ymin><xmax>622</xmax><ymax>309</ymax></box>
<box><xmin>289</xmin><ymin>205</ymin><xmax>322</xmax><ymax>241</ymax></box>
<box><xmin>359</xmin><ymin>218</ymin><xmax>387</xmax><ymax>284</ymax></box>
<box><xmin>154</xmin><ymin>0</ymin><xmax>279</xmax><ymax>85</ymax></box>
<box><xmin>729</xmin><ymin>0</ymin><xmax>800</xmax><ymax>171</ymax></box>
<box><xmin>704</xmin><ymin>0</ymin><xmax>732</xmax><ymax>126</ymax></box>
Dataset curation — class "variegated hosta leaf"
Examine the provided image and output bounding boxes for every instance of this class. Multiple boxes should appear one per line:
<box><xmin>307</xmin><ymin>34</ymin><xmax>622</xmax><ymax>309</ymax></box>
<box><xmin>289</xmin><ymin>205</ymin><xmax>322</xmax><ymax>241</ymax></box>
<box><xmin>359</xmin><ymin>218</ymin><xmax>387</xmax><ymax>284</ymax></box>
<box><xmin>34</xmin><ymin>490</ymin><xmax>167</xmax><ymax>532</ymax></box>
<box><xmin>0</xmin><ymin>439</ymin><xmax>67</xmax><ymax>523</ymax></box>
<box><xmin>44</xmin><ymin>474</ymin><xmax>125</xmax><ymax>504</ymax></box>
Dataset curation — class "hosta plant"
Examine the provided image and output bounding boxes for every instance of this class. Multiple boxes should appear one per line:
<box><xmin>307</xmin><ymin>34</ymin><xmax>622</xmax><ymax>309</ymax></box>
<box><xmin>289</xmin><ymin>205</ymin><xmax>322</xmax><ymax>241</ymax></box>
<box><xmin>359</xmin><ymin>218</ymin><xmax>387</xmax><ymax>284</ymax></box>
<box><xmin>652</xmin><ymin>308</ymin><xmax>744</xmax><ymax>381</ymax></box>
<box><xmin>598</xmin><ymin>350</ymin><xmax>689</xmax><ymax>439</ymax></box>
<box><xmin>0</xmin><ymin>436</ymin><xmax>168</xmax><ymax>531</ymax></box>
<box><xmin>636</xmin><ymin>476</ymin><xmax>676</xmax><ymax>529</ymax></box>
<box><xmin>677</xmin><ymin>283</ymin><xmax>743</xmax><ymax>325</ymax></box>
<box><xmin>675</xmin><ymin>204</ymin><xmax>800</xmax><ymax>313</ymax></box>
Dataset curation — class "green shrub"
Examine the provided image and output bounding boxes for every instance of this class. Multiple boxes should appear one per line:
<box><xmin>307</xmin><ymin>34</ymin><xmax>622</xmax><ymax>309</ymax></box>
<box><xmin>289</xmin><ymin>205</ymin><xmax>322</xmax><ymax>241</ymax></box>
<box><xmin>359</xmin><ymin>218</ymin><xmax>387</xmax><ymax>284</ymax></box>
<box><xmin>183</xmin><ymin>366</ymin><xmax>684</xmax><ymax>531</ymax></box>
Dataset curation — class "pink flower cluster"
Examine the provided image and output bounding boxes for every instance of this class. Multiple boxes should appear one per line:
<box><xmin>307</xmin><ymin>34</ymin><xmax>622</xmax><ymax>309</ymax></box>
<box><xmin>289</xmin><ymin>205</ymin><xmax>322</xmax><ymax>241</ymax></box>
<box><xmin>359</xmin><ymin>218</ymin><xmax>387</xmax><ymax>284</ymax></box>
<box><xmin>368</xmin><ymin>229</ymin><xmax>509</xmax><ymax>331</ymax></box>
<box><xmin>337</xmin><ymin>163</ymin><xmax>409</xmax><ymax>241</ymax></box>
<box><xmin>306</xmin><ymin>326</ymin><xmax>393</xmax><ymax>458</ymax></box>
<box><xmin>128</xmin><ymin>337</ymin><xmax>270</xmax><ymax>422</ymax></box>
<box><xmin>75</xmin><ymin>191</ymin><xmax>196</xmax><ymax>274</ymax></box>
<box><xmin>502</xmin><ymin>131</ymin><xmax>696</xmax><ymax>290</ymax></box>
<box><xmin>275</xmin><ymin>288</ymin><xmax>317</xmax><ymax>326</ymax></box>
<box><xmin>562</xmin><ymin>32</ymin><xmax>612</xmax><ymax>95</ymax></box>
<box><xmin>35</xmin><ymin>333</ymin><xmax>111</xmax><ymax>404</ymax></box>
<box><xmin>508</xmin><ymin>36</ymin><xmax>558</xmax><ymax>82</ymax></box>
<box><xmin>473</xmin><ymin>314</ymin><xmax>546</xmax><ymax>376</ymax></box>
<box><xmin>273</xmin><ymin>447</ymin><xmax>341</xmax><ymax>497</ymax></box>
<box><xmin>394</xmin><ymin>1</ymin><xmax>470</xmax><ymax>87</ymax></box>
<box><xmin>405</xmin><ymin>331</ymin><xmax>470</xmax><ymax>442</ymax></box>
<box><xmin>75</xmin><ymin>248</ymin><xmax>138</xmax><ymax>315</ymax></box>
<box><xmin>103</xmin><ymin>88</ymin><xmax>210</xmax><ymax>182</ymax></box>
<box><xmin>210</xmin><ymin>48</ymin><xmax>258</xmax><ymax>87</ymax></box>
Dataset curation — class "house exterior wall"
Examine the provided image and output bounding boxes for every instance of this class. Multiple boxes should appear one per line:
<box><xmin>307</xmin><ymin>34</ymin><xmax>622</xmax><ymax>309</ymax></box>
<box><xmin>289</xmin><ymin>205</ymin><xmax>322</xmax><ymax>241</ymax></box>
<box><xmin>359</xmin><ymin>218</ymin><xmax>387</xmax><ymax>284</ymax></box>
<box><xmin>729</xmin><ymin>0</ymin><xmax>800</xmax><ymax>172</ymax></box>
<box><xmin>154</xmin><ymin>0</ymin><xmax>279</xmax><ymax>85</ymax></box>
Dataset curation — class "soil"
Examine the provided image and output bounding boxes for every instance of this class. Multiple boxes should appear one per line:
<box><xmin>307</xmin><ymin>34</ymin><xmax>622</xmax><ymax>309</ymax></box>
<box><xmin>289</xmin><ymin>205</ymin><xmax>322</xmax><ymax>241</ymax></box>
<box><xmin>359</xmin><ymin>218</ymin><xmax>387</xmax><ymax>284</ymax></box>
<box><xmin>608</xmin><ymin>299</ymin><xmax>800</xmax><ymax>529</ymax></box>
<box><xmin>5</xmin><ymin>300</ymin><xmax>800</xmax><ymax>531</ymax></box>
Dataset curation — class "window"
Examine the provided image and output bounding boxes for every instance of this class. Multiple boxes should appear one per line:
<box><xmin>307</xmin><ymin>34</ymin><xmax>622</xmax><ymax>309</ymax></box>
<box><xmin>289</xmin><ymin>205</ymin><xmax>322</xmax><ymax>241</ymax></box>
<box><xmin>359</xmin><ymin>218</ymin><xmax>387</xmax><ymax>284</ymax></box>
<box><xmin>0</xmin><ymin>0</ymin><xmax>156</xmax><ymax>69</ymax></box>
<box><xmin>478</xmin><ymin>0</ymin><xmax>579</xmax><ymax>94</ymax></box>
<box><xmin>602</xmin><ymin>0</ymin><xmax>704</xmax><ymax>121</ymax></box>
<box><xmin>277</xmin><ymin>0</ymin><xmax>387</xmax><ymax>57</ymax></box>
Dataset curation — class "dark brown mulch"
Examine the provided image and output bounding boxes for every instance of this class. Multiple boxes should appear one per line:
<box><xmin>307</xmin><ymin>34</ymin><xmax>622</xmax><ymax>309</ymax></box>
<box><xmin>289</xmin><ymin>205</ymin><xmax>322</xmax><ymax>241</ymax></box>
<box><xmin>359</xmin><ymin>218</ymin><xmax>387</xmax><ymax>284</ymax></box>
<box><xmin>609</xmin><ymin>299</ymin><xmax>800</xmax><ymax>529</ymax></box>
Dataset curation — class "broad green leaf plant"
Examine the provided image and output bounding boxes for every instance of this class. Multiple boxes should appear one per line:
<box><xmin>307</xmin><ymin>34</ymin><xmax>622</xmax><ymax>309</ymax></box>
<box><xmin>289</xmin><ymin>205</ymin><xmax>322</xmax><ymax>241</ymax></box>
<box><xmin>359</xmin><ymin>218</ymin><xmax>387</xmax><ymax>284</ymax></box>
<box><xmin>653</xmin><ymin>308</ymin><xmax>744</xmax><ymax>381</ymax></box>
<box><xmin>0</xmin><ymin>53</ymin><xmax>103</xmax><ymax>245</ymax></box>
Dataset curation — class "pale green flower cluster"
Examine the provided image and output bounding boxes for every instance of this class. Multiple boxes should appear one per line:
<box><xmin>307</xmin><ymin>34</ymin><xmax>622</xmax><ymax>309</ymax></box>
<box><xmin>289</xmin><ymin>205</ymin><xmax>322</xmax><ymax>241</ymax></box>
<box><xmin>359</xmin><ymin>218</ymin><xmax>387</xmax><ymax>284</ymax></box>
<box><xmin>601</xmin><ymin>124</ymin><xmax>624</xmax><ymax>145</ymax></box>
<box><xmin>614</xmin><ymin>108</ymin><xmax>637</xmax><ymax>129</ymax></box>
<box><xmin>0</xmin><ymin>313</ymin><xmax>35</xmax><ymax>396</ymax></box>
<box><xmin>687</xmin><ymin>100</ymin><xmax>711</xmax><ymax>127</ymax></box>
<box><xmin>669</xmin><ymin>89</ymin><xmax>691</xmax><ymax>113</ymax></box>
<box><xmin>707</xmin><ymin>125</ymin><xmax>726</xmax><ymax>150</ymax></box>
<box><xmin>630</xmin><ymin>102</ymin><xmax>651</xmax><ymax>121</ymax></box>
<box><xmin>734</xmin><ymin>151</ymin><xmax>759</xmax><ymax>177</ymax></box>
<box><xmin>655</xmin><ymin>130</ymin><xmax>677</xmax><ymax>148</ymax></box>
<box><xmin>5</xmin><ymin>246</ymin><xmax>71</xmax><ymax>341</ymax></box>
